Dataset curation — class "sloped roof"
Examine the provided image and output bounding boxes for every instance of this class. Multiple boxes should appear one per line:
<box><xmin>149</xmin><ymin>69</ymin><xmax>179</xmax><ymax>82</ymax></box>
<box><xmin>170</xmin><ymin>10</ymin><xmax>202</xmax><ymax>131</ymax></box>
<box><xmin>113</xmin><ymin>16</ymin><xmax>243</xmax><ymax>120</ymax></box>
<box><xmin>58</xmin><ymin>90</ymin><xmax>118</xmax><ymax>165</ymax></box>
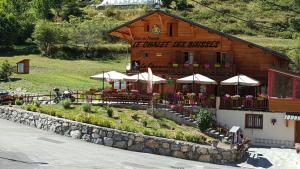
<box><xmin>108</xmin><ymin>9</ymin><xmax>290</xmax><ymax>61</ymax></box>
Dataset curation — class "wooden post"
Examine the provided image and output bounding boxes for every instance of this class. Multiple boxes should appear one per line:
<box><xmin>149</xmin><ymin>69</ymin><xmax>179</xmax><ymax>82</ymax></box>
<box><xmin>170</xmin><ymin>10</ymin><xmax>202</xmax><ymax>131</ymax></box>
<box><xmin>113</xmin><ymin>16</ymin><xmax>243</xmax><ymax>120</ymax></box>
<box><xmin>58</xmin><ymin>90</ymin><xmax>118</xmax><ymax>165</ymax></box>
<box><xmin>267</xmin><ymin>70</ymin><xmax>273</xmax><ymax>98</ymax></box>
<box><xmin>76</xmin><ymin>90</ymin><xmax>79</xmax><ymax>103</ymax></box>
<box><xmin>292</xmin><ymin>78</ymin><xmax>297</xmax><ymax>101</ymax></box>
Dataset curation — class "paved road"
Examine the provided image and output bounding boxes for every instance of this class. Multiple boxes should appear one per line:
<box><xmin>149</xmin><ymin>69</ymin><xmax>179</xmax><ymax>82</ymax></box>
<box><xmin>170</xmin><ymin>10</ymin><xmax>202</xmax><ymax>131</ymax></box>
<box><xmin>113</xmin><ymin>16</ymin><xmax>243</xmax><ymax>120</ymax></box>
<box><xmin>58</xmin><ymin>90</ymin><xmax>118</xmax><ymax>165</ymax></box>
<box><xmin>0</xmin><ymin>118</ymin><xmax>239</xmax><ymax>169</ymax></box>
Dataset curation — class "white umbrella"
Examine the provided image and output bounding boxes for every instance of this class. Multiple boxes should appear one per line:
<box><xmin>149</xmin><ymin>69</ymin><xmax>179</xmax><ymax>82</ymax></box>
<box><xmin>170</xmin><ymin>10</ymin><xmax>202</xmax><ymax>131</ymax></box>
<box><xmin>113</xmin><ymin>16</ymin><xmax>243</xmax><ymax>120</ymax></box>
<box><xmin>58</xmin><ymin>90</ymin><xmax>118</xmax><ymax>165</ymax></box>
<box><xmin>220</xmin><ymin>74</ymin><xmax>260</xmax><ymax>86</ymax></box>
<box><xmin>176</xmin><ymin>74</ymin><xmax>217</xmax><ymax>85</ymax></box>
<box><xmin>90</xmin><ymin>71</ymin><xmax>128</xmax><ymax>82</ymax></box>
<box><xmin>124</xmin><ymin>72</ymin><xmax>166</xmax><ymax>84</ymax></box>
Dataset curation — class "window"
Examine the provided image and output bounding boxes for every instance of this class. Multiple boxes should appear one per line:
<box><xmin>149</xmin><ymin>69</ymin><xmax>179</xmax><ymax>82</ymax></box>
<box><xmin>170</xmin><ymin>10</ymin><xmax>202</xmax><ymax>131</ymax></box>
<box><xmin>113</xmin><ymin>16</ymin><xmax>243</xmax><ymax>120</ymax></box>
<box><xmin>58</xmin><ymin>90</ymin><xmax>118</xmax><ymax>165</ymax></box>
<box><xmin>216</xmin><ymin>52</ymin><xmax>226</xmax><ymax>65</ymax></box>
<box><xmin>245</xmin><ymin>114</ymin><xmax>263</xmax><ymax>129</ymax></box>
<box><xmin>144</xmin><ymin>24</ymin><xmax>150</xmax><ymax>32</ymax></box>
<box><xmin>183</xmin><ymin>52</ymin><xmax>193</xmax><ymax>64</ymax></box>
<box><xmin>168</xmin><ymin>23</ymin><xmax>178</xmax><ymax>37</ymax></box>
<box><xmin>169</xmin><ymin>23</ymin><xmax>173</xmax><ymax>36</ymax></box>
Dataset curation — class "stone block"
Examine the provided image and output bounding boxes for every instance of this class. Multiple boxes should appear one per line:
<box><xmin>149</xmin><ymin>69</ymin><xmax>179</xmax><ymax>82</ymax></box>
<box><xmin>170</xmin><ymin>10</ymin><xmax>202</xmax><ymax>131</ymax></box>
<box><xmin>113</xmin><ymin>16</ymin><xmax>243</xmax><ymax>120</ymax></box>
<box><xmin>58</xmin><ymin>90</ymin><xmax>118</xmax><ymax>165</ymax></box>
<box><xmin>70</xmin><ymin>130</ymin><xmax>81</xmax><ymax>139</ymax></box>
<box><xmin>114</xmin><ymin>141</ymin><xmax>127</xmax><ymax>149</ymax></box>
<box><xmin>199</xmin><ymin>155</ymin><xmax>211</xmax><ymax>162</ymax></box>
<box><xmin>128</xmin><ymin>143</ymin><xmax>144</xmax><ymax>152</ymax></box>
<box><xmin>82</xmin><ymin>134</ymin><xmax>91</xmax><ymax>142</ymax></box>
<box><xmin>145</xmin><ymin>139</ymin><xmax>159</xmax><ymax>148</ymax></box>
<box><xmin>162</xmin><ymin>142</ymin><xmax>170</xmax><ymax>149</ymax></box>
<box><xmin>103</xmin><ymin>137</ymin><xmax>113</xmax><ymax>146</ymax></box>
<box><xmin>172</xmin><ymin>151</ymin><xmax>186</xmax><ymax>159</ymax></box>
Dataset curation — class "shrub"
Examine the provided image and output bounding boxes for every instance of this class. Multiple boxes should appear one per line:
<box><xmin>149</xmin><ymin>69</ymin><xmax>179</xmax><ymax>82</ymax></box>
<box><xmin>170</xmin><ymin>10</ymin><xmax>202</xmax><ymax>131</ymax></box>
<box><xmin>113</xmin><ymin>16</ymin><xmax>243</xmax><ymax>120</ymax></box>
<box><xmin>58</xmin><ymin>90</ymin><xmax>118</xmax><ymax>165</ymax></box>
<box><xmin>196</xmin><ymin>109</ymin><xmax>213</xmax><ymax>131</ymax></box>
<box><xmin>34</xmin><ymin>101</ymin><xmax>41</xmax><ymax>108</ymax></box>
<box><xmin>0</xmin><ymin>60</ymin><xmax>13</xmax><ymax>81</ymax></box>
<box><xmin>82</xmin><ymin>103</ymin><xmax>91</xmax><ymax>112</ymax></box>
<box><xmin>106</xmin><ymin>106</ymin><xmax>114</xmax><ymax>118</ymax></box>
<box><xmin>62</xmin><ymin>99</ymin><xmax>71</xmax><ymax>109</ymax></box>
<box><xmin>15</xmin><ymin>99</ymin><xmax>24</xmax><ymax>106</ymax></box>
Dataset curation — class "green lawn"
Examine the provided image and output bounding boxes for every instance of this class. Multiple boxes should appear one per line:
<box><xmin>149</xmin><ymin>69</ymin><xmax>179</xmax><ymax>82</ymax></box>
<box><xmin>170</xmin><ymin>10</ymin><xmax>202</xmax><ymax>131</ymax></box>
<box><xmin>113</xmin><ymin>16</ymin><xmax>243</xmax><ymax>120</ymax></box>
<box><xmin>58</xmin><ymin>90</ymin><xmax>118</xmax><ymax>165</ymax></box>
<box><xmin>0</xmin><ymin>55</ymin><xmax>128</xmax><ymax>93</ymax></box>
<box><xmin>22</xmin><ymin>103</ymin><xmax>212</xmax><ymax>144</ymax></box>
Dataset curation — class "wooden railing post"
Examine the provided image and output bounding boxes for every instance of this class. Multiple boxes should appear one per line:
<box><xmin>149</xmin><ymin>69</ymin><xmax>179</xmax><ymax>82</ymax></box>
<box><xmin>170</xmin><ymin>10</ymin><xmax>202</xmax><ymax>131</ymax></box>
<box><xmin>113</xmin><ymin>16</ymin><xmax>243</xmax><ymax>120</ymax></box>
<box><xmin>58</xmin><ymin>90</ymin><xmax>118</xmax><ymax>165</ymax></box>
<box><xmin>292</xmin><ymin>78</ymin><xmax>297</xmax><ymax>101</ymax></box>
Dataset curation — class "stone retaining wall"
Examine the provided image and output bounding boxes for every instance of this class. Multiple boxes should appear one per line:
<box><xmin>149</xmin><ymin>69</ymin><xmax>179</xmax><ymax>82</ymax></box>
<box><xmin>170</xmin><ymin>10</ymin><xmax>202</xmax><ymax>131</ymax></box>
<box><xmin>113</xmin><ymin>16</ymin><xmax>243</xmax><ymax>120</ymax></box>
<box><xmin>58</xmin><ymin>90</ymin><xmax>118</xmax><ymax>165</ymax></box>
<box><xmin>0</xmin><ymin>106</ymin><xmax>246</xmax><ymax>164</ymax></box>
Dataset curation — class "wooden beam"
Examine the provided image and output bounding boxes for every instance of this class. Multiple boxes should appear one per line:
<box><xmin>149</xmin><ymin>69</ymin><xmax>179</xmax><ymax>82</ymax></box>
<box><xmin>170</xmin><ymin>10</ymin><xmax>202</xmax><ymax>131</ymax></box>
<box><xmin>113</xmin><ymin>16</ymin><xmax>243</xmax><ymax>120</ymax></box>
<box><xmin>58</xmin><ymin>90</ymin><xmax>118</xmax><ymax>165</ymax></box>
<box><xmin>158</xmin><ymin>14</ymin><xmax>163</xmax><ymax>29</ymax></box>
<box><xmin>127</xmin><ymin>27</ymin><xmax>134</xmax><ymax>41</ymax></box>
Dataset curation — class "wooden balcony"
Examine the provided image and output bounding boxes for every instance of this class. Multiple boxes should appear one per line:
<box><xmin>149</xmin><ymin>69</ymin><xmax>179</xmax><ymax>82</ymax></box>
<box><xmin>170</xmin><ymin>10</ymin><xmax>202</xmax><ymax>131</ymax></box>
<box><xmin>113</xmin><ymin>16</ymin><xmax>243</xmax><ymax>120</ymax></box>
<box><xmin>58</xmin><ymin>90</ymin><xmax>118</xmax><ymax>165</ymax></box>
<box><xmin>269</xmin><ymin>98</ymin><xmax>300</xmax><ymax>112</ymax></box>
<box><xmin>128</xmin><ymin>64</ymin><xmax>236</xmax><ymax>77</ymax></box>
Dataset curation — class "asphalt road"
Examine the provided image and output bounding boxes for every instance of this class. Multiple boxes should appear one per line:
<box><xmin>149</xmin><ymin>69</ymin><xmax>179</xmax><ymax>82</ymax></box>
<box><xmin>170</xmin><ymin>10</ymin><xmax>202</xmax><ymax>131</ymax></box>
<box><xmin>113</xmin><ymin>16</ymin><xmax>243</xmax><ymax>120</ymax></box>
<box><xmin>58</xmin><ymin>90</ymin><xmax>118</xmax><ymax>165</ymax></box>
<box><xmin>0</xmin><ymin>118</ymin><xmax>240</xmax><ymax>169</ymax></box>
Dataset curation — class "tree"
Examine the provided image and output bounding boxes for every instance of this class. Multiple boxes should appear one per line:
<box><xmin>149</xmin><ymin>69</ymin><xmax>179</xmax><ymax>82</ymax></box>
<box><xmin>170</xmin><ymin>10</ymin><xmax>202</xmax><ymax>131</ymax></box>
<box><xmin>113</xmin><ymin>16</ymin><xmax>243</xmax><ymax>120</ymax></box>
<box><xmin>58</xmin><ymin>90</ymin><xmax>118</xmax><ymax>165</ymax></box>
<box><xmin>0</xmin><ymin>60</ymin><xmax>14</xmax><ymax>82</ymax></box>
<box><xmin>32</xmin><ymin>0</ymin><xmax>53</xmax><ymax>20</ymax></box>
<box><xmin>196</xmin><ymin>109</ymin><xmax>213</xmax><ymax>131</ymax></box>
<box><xmin>61</xmin><ymin>0</ymin><xmax>83</xmax><ymax>21</ymax></box>
<box><xmin>288</xmin><ymin>38</ymin><xmax>300</xmax><ymax>73</ymax></box>
<box><xmin>70</xmin><ymin>16</ymin><xmax>119</xmax><ymax>57</ymax></box>
<box><xmin>32</xmin><ymin>21</ymin><xmax>67</xmax><ymax>55</ymax></box>
<box><xmin>0</xmin><ymin>11</ymin><xmax>19</xmax><ymax>47</ymax></box>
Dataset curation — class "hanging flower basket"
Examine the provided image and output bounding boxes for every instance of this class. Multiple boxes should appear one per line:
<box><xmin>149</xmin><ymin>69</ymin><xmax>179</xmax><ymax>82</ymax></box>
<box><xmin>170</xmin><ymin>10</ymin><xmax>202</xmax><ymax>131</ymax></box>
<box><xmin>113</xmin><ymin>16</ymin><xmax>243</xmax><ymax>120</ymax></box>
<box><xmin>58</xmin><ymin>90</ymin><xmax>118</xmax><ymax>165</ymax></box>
<box><xmin>210</xmin><ymin>95</ymin><xmax>216</xmax><ymax>100</ymax></box>
<box><xmin>193</xmin><ymin>63</ymin><xmax>199</xmax><ymax>67</ymax></box>
<box><xmin>223</xmin><ymin>94</ymin><xmax>231</xmax><ymax>100</ymax></box>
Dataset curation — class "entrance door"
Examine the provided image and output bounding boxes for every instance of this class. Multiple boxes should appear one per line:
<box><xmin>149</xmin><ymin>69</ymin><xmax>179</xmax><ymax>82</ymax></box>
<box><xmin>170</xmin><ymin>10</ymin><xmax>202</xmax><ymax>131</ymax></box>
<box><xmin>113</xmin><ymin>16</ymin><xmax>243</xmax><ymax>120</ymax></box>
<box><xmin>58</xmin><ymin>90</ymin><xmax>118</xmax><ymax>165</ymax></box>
<box><xmin>295</xmin><ymin>121</ymin><xmax>300</xmax><ymax>143</ymax></box>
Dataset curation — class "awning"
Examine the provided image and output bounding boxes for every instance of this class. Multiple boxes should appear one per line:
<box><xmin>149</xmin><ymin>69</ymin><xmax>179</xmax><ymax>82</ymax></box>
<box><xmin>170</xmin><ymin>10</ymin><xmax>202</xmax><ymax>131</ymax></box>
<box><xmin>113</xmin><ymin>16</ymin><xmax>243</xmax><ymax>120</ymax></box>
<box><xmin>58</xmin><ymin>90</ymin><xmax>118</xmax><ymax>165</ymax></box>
<box><xmin>284</xmin><ymin>113</ymin><xmax>300</xmax><ymax>121</ymax></box>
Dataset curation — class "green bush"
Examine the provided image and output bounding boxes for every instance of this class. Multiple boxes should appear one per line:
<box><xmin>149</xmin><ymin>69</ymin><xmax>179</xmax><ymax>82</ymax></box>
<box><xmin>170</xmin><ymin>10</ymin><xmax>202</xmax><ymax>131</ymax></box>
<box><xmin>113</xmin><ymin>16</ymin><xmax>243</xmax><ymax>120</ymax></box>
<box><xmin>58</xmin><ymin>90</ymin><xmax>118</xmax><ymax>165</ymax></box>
<box><xmin>15</xmin><ymin>99</ymin><xmax>24</xmax><ymax>106</ymax></box>
<box><xmin>106</xmin><ymin>106</ymin><xmax>114</xmax><ymax>117</ymax></box>
<box><xmin>196</xmin><ymin>109</ymin><xmax>213</xmax><ymax>131</ymax></box>
<box><xmin>82</xmin><ymin>103</ymin><xmax>92</xmax><ymax>112</ymax></box>
<box><xmin>62</xmin><ymin>99</ymin><xmax>71</xmax><ymax>109</ymax></box>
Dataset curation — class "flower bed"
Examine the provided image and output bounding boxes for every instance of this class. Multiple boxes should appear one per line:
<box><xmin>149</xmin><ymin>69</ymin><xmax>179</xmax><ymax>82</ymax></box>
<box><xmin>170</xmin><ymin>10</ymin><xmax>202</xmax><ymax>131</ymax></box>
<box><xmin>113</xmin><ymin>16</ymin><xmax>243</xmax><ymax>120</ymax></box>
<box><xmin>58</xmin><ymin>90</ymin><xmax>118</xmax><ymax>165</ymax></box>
<box><xmin>20</xmin><ymin>103</ymin><xmax>210</xmax><ymax>145</ymax></box>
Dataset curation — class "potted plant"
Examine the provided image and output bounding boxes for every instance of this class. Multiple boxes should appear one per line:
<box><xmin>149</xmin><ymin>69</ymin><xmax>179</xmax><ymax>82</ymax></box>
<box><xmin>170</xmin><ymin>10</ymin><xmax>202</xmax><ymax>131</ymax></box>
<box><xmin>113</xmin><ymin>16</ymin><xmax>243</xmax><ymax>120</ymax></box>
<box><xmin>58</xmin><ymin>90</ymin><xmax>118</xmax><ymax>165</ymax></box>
<box><xmin>172</xmin><ymin>63</ymin><xmax>178</xmax><ymax>67</ymax></box>
<box><xmin>225</xmin><ymin>63</ymin><xmax>231</xmax><ymax>68</ymax></box>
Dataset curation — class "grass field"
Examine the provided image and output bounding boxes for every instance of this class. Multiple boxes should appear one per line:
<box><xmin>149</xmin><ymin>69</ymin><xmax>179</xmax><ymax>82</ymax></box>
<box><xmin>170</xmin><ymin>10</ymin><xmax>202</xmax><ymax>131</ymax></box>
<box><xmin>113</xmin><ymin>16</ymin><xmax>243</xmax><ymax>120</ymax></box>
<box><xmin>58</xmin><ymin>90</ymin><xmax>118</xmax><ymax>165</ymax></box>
<box><xmin>0</xmin><ymin>55</ymin><xmax>128</xmax><ymax>93</ymax></box>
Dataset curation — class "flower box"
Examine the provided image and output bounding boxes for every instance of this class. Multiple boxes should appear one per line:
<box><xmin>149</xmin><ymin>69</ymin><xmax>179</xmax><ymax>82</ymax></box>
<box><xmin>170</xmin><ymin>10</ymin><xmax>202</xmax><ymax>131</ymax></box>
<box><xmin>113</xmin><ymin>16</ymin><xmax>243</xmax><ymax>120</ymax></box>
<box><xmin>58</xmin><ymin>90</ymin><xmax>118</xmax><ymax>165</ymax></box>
<box><xmin>214</xmin><ymin>64</ymin><xmax>221</xmax><ymax>68</ymax></box>
<box><xmin>203</xmin><ymin>64</ymin><xmax>210</xmax><ymax>69</ymax></box>
<box><xmin>231</xmin><ymin>95</ymin><xmax>240</xmax><ymax>100</ymax></box>
<box><xmin>225</xmin><ymin>63</ymin><xmax>231</xmax><ymax>68</ymax></box>
<box><xmin>184</xmin><ymin>64</ymin><xmax>190</xmax><ymax>67</ymax></box>
<box><xmin>193</xmin><ymin>64</ymin><xmax>199</xmax><ymax>67</ymax></box>
<box><xmin>245</xmin><ymin>95</ymin><xmax>253</xmax><ymax>100</ymax></box>
<box><xmin>172</xmin><ymin>64</ymin><xmax>178</xmax><ymax>67</ymax></box>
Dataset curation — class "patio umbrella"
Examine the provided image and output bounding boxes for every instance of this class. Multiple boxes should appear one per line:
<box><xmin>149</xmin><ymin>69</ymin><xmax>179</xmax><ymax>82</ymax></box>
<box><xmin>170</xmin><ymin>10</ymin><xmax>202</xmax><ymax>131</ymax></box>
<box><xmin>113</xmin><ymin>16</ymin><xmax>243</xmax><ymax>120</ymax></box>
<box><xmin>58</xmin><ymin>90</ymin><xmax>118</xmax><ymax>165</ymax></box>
<box><xmin>124</xmin><ymin>72</ymin><xmax>166</xmax><ymax>84</ymax></box>
<box><xmin>221</xmin><ymin>74</ymin><xmax>260</xmax><ymax>95</ymax></box>
<box><xmin>176</xmin><ymin>74</ymin><xmax>217</xmax><ymax>85</ymax></box>
<box><xmin>220</xmin><ymin>74</ymin><xmax>260</xmax><ymax>86</ymax></box>
<box><xmin>90</xmin><ymin>71</ymin><xmax>129</xmax><ymax>90</ymax></box>
<box><xmin>90</xmin><ymin>71</ymin><xmax>128</xmax><ymax>81</ymax></box>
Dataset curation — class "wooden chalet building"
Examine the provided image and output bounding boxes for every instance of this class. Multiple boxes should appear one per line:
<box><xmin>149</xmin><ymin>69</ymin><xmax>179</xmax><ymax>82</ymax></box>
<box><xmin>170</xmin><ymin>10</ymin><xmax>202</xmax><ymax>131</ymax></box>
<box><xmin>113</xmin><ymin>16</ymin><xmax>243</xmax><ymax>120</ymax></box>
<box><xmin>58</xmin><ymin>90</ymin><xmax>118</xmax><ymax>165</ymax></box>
<box><xmin>109</xmin><ymin>10</ymin><xmax>300</xmax><ymax>147</ymax></box>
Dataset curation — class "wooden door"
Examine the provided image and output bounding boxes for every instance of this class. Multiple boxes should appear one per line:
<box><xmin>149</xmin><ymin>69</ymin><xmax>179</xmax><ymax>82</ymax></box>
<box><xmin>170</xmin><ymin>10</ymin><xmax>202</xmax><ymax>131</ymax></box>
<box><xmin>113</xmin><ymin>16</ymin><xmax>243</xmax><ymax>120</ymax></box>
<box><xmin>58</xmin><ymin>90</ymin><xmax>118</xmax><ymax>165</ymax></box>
<box><xmin>295</xmin><ymin>121</ymin><xmax>300</xmax><ymax>143</ymax></box>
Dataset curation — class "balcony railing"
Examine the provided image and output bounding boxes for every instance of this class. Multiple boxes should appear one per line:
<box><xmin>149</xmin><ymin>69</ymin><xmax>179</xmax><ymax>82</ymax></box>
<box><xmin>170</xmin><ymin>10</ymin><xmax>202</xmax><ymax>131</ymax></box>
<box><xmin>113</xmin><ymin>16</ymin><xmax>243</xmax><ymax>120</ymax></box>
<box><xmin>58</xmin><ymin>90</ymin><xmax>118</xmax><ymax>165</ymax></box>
<box><xmin>128</xmin><ymin>63</ymin><xmax>236</xmax><ymax>76</ymax></box>
<box><xmin>220</xmin><ymin>97</ymin><xmax>268</xmax><ymax>111</ymax></box>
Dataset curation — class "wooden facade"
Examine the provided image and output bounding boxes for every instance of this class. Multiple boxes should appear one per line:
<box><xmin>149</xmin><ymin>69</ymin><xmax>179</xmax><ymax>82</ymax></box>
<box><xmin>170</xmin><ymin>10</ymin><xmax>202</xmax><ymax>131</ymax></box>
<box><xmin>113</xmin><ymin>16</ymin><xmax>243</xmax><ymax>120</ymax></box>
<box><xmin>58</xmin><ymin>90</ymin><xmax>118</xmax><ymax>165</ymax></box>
<box><xmin>109</xmin><ymin>10</ymin><xmax>290</xmax><ymax>95</ymax></box>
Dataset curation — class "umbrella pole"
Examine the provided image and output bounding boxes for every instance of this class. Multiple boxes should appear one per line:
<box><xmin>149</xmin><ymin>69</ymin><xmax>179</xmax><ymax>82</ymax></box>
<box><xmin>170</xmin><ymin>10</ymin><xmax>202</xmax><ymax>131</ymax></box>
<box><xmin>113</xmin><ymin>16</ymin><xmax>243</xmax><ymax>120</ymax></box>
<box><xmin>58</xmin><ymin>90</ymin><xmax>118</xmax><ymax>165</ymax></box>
<box><xmin>236</xmin><ymin>74</ymin><xmax>239</xmax><ymax>95</ymax></box>
<box><xmin>192</xmin><ymin>73</ymin><xmax>194</xmax><ymax>93</ymax></box>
